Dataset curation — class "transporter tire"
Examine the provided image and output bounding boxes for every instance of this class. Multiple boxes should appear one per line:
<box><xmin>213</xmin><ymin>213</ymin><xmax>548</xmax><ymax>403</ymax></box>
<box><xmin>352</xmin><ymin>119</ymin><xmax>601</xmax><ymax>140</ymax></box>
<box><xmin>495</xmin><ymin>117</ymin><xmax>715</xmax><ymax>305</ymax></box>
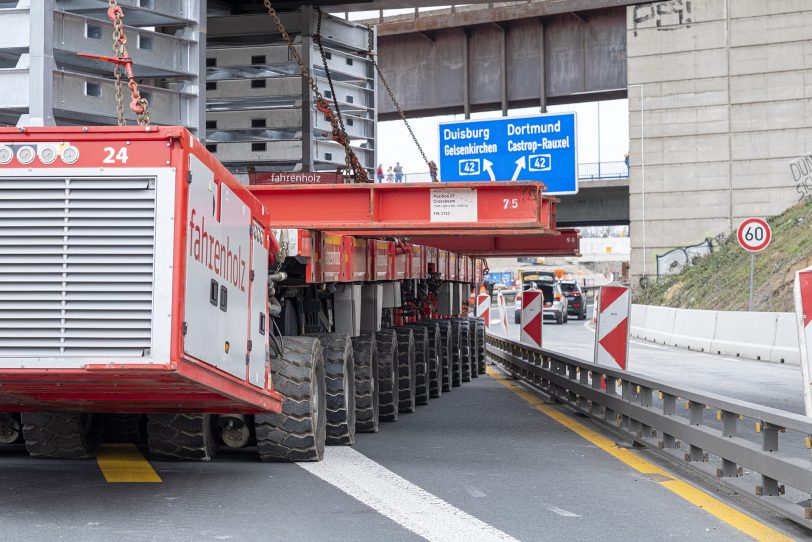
<box><xmin>394</xmin><ymin>328</ymin><xmax>417</xmax><ymax>414</ymax></box>
<box><xmin>448</xmin><ymin>318</ymin><xmax>463</xmax><ymax>387</ymax></box>
<box><xmin>308</xmin><ymin>333</ymin><xmax>356</xmax><ymax>446</ymax></box>
<box><xmin>418</xmin><ymin>321</ymin><xmax>442</xmax><ymax>399</ymax></box>
<box><xmin>469</xmin><ymin>319</ymin><xmax>479</xmax><ymax>379</ymax></box>
<box><xmin>406</xmin><ymin>325</ymin><xmax>430</xmax><ymax>406</ymax></box>
<box><xmin>102</xmin><ymin>414</ymin><xmax>146</xmax><ymax>444</ymax></box>
<box><xmin>256</xmin><ymin>336</ymin><xmax>326</xmax><ymax>462</ymax></box>
<box><xmin>476</xmin><ymin>318</ymin><xmax>487</xmax><ymax>374</ymax></box>
<box><xmin>460</xmin><ymin>318</ymin><xmax>473</xmax><ymax>382</ymax></box>
<box><xmin>21</xmin><ymin>413</ymin><xmax>103</xmax><ymax>459</ymax></box>
<box><xmin>375</xmin><ymin>329</ymin><xmax>399</xmax><ymax>422</ymax></box>
<box><xmin>0</xmin><ymin>413</ymin><xmax>22</xmax><ymax>444</ymax></box>
<box><xmin>352</xmin><ymin>333</ymin><xmax>379</xmax><ymax>433</ymax></box>
<box><xmin>147</xmin><ymin>414</ymin><xmax>218</xmax><ymax>461</ymax></box>
<box><xmin>435</xmin><ymin>319</ymin><xmax>454</xmax><ymax>392</ymax></box>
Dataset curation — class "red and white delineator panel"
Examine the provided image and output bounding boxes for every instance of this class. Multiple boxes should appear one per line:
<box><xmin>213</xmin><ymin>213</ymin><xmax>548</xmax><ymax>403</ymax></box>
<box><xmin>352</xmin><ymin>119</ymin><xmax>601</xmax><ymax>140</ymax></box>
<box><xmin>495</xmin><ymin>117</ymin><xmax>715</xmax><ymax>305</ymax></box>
<box><xmin>593</xmin><ymin>284</ymin><xmax>631</xmax><ymax>371</ymax></box>
<box><xmin>520</xmin><ymin>289</ymin><xmax>543</xmax><ymax>349</ymax></box>
<box><xmin>477</xmin><ymin>294</ymin><xmax>491</xmax><ymax>331</ymax></box>
<box><xmin>795</xmin><ymin>266</ymin><xmax>812</xmax><ymax>416</ymax></box>
<box><xmin>0</xmin><ymin>126</ymin><xmax>281</xmax><ymax>413</ymax></box>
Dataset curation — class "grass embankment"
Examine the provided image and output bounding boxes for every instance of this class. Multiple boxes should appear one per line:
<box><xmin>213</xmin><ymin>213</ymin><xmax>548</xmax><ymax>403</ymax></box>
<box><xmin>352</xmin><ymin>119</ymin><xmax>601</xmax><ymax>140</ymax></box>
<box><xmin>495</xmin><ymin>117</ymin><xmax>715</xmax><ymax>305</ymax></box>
<box><xmin>634</xmin><ymin>197</ymin><xmax>812</xmax><ymax>312</ymax></box>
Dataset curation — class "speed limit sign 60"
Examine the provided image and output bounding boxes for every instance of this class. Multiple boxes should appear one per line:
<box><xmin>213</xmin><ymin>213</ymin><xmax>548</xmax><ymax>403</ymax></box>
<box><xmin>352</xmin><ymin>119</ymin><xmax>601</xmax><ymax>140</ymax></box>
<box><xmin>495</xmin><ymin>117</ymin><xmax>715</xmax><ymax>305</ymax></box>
<box><xmin>737</xmin><ymin>217</ymin><xmax>772</xmax><ymax>252</ymax></box>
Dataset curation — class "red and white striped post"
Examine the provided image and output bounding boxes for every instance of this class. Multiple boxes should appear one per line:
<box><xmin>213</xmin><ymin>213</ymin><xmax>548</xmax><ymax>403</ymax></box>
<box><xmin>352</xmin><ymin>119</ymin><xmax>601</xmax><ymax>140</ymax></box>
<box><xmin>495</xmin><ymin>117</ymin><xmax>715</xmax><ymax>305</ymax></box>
<box><xmin>496</xmin><ymin>291</ymin><xmax>509</xmax><ymax>337</ymax></box>
<box><xmin>520</xmin><ymin>288</ymin><xmax>543</xmax><ymax>348</ymax></box>
<box><xmin>592</xmin><ymin>290</ymin><xmax>600</xmax><ymax>326</ymax></box>
<box><xmin>594</xmin><ymin>283</ymin><xmax>631</xmax><ymax>370</ymax></box>
<box><xmin>795</xmin><ymin>266</ymin><xmax>812</xmax><ymax>416</ymax></box>
<box><xmin>477</xmin><ymin>294</ymin><xmax>491</xmax><ymax>331</ymax></box>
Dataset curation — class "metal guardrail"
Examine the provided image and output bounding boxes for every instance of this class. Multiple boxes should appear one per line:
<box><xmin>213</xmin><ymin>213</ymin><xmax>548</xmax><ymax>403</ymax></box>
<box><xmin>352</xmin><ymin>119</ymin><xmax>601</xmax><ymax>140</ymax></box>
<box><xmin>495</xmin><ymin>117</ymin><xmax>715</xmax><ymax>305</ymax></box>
<box><xmin>486</xmin><ymin>334</ymin><xmax>812</xmax><ymax>528</ymax></box>
<box><xmin>397</xmin><ymin>162</ymin><xmax>629</xmax><ymax>184</ymax></box>
<box><xmin>578</xmin><ymin>161</ymin><xmax>629</xmax><ymax>180</ymax></box>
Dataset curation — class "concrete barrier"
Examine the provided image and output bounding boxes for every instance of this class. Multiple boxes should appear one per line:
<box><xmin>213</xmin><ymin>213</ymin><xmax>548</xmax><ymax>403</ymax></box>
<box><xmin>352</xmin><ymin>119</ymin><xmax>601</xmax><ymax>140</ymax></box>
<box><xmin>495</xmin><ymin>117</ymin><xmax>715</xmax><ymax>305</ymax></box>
<box><xmin>711</xmin><ymin>311</ymin><xmax>777</xmax><ymax>361</ymax></box>
<box><xmin>771</xmin><ymin>313</ymin><xmax>801</xmax><ymax>366</ymax></box>
<box><xmin>632</xmin><ymin>304</ymin><xmax>801</xmax><ymax>365</ymax></box>
<box><xmin>630</xmin><ymin>304</ymin><xmax>647</xmax><ymax>337</ymax></box>
<box><xmin>670</xmin><ymin>308</ymin><xmax>717</xmax><ymax>352</ymax></box>
<box><xmin>634</xmin><ymin>305</ymin><xmax>676</xmax><ymax>344</ymax></box>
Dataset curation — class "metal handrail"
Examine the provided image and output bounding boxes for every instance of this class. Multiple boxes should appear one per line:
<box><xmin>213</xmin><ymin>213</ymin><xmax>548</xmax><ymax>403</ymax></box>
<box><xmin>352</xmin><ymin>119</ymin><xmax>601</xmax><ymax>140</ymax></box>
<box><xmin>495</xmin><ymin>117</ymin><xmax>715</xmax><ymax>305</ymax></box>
<box><xmin>486</xmin><ymin>334</ymin><xmax>812</xmax><ymax>527</ymax></box>
<box><xmin>397</xmin><ymin>161</ymin><xmax>630</xmax><ymax>183</ymax></box>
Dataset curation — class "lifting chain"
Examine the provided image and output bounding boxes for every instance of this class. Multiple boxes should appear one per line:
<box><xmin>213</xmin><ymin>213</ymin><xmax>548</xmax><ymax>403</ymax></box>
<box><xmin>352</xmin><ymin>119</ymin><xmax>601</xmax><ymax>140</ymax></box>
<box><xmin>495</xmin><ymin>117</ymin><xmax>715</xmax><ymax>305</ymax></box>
<box><xmin>367</xmin><ymin>27</ymin><xmax>438</xmax><ymax>182</ymax></box>
<box><xmin>262</xmin><ymin>1</ymin><xmax>368</xmax><ymax>183</ymax></box>
<box><xmin>107</xmin><ymin>0</ymin><xmax>150</xmax><ymax>127</ymax></box>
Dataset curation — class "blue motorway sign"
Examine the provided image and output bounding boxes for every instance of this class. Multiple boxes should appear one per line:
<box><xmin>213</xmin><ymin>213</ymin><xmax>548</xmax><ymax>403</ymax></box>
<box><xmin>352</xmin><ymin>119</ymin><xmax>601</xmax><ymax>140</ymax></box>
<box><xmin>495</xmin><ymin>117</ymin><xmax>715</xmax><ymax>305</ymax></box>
<box><xmin>438</xmin><ymin>112</ymin><xmax>578</xmax><ymax>194</ymax></box>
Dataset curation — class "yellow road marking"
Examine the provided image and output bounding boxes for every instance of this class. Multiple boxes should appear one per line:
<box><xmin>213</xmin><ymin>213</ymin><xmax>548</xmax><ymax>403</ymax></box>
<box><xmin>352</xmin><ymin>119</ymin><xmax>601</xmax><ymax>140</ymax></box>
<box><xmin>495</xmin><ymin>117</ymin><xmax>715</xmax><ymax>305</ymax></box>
<box><xmin>96</xmin><ymin>444</ymin><xmax>162</xmax><ymax>483</ymax></box>
<box><xmin>486</xmin><ymin>367</ymin><xmax>794</xmax><ymax>542</ymax></box>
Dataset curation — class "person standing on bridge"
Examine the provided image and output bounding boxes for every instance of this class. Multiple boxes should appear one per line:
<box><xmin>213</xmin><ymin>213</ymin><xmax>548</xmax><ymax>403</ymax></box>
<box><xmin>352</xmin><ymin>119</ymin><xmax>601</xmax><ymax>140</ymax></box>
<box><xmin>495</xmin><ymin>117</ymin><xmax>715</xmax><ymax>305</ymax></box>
<box><xmin>394</xmin><ymin>162</ymin><xmax>404</xmax><ymax>183</ymax></box>
<box><xmin>376</xmin><ymin>164</ymin><xmax>384</xmax><ymax>183</ymax></box>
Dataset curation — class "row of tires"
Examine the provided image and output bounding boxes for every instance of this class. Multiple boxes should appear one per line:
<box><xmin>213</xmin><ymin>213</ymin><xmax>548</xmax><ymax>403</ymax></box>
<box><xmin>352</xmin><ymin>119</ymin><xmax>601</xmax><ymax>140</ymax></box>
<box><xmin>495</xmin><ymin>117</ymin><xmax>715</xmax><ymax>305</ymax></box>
<box><xmin>11</xmin><ymin>317</ymin><xmax>487</xmax><ymax>462</ymax></box>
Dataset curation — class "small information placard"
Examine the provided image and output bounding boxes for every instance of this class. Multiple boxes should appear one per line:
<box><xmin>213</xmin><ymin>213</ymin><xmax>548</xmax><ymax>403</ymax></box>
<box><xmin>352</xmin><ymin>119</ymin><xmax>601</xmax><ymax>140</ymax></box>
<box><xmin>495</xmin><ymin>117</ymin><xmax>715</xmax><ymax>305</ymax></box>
<box><xmin>430</xmin><ymin>189</ymin><xmax>478</xmax><ymax>223</ymax></box>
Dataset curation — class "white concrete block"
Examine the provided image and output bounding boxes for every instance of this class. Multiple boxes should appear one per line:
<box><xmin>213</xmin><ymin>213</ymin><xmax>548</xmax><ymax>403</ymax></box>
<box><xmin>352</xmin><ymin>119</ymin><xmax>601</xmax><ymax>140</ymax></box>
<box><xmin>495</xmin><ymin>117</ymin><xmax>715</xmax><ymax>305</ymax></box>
<box><xmin>670</xmin><ymin>308</ymin><xmax>718</xmax><ymax>352</ymax></box>
<box><xmin>730</xmin><ymin>99</ymin><xmax>811</xmax><ymax>133</ymax></box>
<box><xmin>731</xmin><ymin>187</ymin><xmax>800</xmax><ymax>217</ymax></box>
<box><xmin>627</xmin><ymin>48</ymin><xmax>728</xmax><ymax>84</ymax></box>
<box><xmin>628</xmin><ymin>77</ymin><xmax>729</xmax><ymax>111</ymax></box>
<box><xmin>730</xmin><ymin>12</ymin><xmax>812</xmax><ymax>47</ymax></box>
<box><xmin>636</xmin><ymin>305</ymin><xmax>677</xmax><ymax>344</ymax></box>
<box><xmin>627</xmin><ymin>20</ymin><xmax>727</xmax><ymax>57</ymax></box>
<box><xmin>711</xmin><ymin>311</ymin><xmax>777</xmax><ymax>361</ymax></box>
<box><xmin>627</xmin><ymin>162</ymin><xmax>730</xmax><ymax>194</ymax></box>
<box><xmin>628</xmin><ymin>0</ymin><xmax>727</xmax><ymax>29</ymax></box>
<box><xmin>730</xmin><ymin>71</ymin><xmax>808</xmax><ymax>104</ymax></box>
<box><xmin>729</xmin><ymin>41</ymin><xmax>812</xmax><ymax>76</ymax></box>
<box><xmin>771</xmin><ymin>312</ymin><xmax>801</xmax><ymax>365</ymax></box>
<box><xmin>731</xmin><ymin>127</ymin><xmax>812</xmax><ymax>160</ymax></box>
<box><xmin>730</xmin><ymin>0</ymin><xmax>811</xmax><ymax>19</ymax></box>
<box><xmin>731</xmin><ymin>157</ymin><xmax>803</xmax><ymax>190</ymax></box>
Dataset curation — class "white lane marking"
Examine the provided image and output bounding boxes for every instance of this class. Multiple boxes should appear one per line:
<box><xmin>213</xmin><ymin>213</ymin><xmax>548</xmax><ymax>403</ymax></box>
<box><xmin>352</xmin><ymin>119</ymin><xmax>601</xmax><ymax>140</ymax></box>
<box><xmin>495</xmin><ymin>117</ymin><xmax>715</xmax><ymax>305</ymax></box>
<box><xmin>544</xmin><ymin>505</ymin><xmax>581</xmax><ymax>517</ymax></box>
<box><xmin>299</xmin><ymin>447</ymin><xmax>518</xmax><ymax>542</ymax></box>
<box><xmin>463</xmin><ymin>485</ymin><xmax>487</xmax><ymax>498</ymax></box>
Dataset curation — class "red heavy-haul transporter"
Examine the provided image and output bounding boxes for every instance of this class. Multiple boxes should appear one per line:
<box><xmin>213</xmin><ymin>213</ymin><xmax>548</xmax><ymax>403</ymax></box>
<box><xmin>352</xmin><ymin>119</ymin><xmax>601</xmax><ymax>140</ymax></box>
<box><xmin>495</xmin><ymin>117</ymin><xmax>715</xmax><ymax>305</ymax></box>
<box><xmin>0</xmin><ymin>125</ymin><xmax>574</xmax><ymax>461</ymax></box>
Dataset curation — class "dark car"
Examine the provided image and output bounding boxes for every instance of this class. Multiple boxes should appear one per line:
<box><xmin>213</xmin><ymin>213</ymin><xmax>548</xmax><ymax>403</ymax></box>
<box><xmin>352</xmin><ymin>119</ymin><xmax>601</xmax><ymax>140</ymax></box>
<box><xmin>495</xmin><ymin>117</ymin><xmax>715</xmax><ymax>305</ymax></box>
<box><xmin>558</xmin><ymin>280</ymin><xmax>587</xmax><ymax>320</ymax></box>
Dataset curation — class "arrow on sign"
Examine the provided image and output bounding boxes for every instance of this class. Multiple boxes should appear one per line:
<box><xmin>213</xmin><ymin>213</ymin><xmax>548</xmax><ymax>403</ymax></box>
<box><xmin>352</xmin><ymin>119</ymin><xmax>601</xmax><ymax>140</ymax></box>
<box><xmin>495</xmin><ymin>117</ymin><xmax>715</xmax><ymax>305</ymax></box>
<box><xmin>483</xmin><ymin>159</ymin><xmax>496</xmax><ymax>182</ymax></box>
<box><xmin>511</xmin><ymin>156</ymin><xmax>526</xmax><ymax>181</ymax></box>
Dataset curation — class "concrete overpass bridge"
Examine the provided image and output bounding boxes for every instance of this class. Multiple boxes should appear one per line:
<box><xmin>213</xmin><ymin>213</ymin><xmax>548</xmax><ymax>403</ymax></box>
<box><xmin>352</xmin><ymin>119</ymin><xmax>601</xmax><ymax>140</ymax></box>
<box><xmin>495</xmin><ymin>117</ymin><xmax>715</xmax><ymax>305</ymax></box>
<box><xmin>372</xmin><ymin>1</ymin><xmax>630</xmax><ymax>119</ymax></box>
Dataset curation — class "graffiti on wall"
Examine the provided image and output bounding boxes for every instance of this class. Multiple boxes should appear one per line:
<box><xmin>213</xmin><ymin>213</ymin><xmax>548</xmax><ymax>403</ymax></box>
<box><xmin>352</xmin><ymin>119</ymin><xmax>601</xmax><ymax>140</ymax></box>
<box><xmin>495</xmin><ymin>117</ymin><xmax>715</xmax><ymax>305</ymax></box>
<box><xmin>790</xmin><ymin>154</ymin><xmax>812</xmax><ymax>202</ymax></box>
<box><xmin>632</xmin><ymin>0</ymin><xmax>693</xmax><ymax>36</ymax></box>
<box><xmin>656</xmin><ymin>239</ymin><xmax>712</xmax><ymax>277</ymax></box>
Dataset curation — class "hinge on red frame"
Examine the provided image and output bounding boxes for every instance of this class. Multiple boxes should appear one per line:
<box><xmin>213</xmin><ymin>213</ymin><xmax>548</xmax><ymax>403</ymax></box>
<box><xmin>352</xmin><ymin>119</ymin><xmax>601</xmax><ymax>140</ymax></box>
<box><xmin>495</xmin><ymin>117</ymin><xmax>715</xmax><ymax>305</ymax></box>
<box><xmin>247</xmin><ymin>340</ymin><xmax>253</xmax><ymax>352</ymax></box>
<box><xmin>250</xmin><ymin>270</ymin><xmax>255</xmax><ymax>282</ymax></box>
<box><xmin>187</xmin><ymin>171</ymin><xmax>193</xmax><ymax>184</ymax></box>
<box><xmin>182</xmin><ymin>321</ymin><xmax>188</xmax><ymax>335</ymax></box>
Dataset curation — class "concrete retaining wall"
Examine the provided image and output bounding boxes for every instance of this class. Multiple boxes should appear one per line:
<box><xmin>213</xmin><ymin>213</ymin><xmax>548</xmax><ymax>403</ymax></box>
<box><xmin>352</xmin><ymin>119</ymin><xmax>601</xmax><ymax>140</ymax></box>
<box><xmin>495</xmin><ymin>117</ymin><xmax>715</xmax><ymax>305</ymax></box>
<box><xmin>630</xmin><ymin>305</ymin><xmax>800</xmax><ymax>365</ymax></box>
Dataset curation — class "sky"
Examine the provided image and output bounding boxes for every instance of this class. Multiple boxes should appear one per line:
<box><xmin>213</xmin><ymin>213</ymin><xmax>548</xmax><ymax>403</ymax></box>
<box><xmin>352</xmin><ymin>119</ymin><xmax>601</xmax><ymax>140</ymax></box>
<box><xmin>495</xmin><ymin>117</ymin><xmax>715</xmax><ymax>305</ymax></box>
<box><xmin>376</xmin><ymin>99</ymin><xmax>630</xmax><ymax>176</ymax></box>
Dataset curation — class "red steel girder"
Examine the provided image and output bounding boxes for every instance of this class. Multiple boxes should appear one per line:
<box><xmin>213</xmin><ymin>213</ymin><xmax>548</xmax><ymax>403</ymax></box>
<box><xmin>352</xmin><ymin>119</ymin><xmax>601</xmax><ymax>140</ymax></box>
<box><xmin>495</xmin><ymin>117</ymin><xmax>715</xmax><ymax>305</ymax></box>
<box><xmin>409</xmin><ymin>229</ymin><xmax>580</xmax><ymax>257</ymax></box>
<box><xmin>249</xmin><ymin>182</ymin><xmax>557</xmax><ymax>233</ymax></box>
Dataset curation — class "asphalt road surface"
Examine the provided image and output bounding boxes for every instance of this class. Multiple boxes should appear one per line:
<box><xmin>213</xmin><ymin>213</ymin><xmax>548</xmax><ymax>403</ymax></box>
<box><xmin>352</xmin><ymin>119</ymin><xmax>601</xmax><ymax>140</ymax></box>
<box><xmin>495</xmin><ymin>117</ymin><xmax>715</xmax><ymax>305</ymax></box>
<box><xmin>0</xmin><ymin>306</ymin><xmax>807</xmax><ymax>541</ymax></box>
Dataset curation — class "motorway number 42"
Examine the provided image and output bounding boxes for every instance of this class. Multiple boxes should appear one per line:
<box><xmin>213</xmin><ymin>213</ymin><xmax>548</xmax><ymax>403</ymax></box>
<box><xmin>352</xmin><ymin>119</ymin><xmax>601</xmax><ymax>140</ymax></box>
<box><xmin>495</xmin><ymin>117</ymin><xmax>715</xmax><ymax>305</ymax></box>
<box><xmin>103</xmin><ymin>146</ymin><xmax>129</xmax><ymax>164</ymax></box>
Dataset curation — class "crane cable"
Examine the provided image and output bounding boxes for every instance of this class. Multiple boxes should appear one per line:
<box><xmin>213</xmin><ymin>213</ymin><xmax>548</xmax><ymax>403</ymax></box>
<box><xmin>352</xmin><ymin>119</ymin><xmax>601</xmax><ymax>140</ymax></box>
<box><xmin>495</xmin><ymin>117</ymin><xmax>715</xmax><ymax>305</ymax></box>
<box><xmin>262</xmin><ymin>1</ymin><xmax>368</xmax><ymax>183</ymax></box>
<box><xmin>366</xmin><ymin>26</ymin><xmax>438</xmax><ymax>182</ymax></box>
